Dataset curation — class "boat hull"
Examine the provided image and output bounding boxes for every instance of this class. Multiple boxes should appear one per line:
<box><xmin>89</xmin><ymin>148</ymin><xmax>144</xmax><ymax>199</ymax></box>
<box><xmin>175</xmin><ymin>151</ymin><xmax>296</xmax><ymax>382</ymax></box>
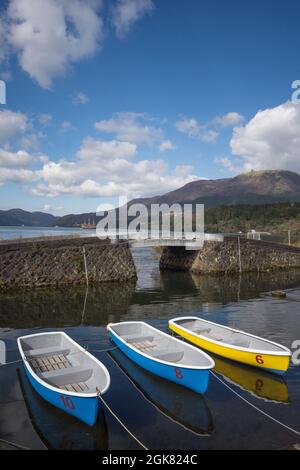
<box><xmin>24</xmin><ymin>364</ymin><xmax>101</xmax><ymax>426</ymax></box>
<box><xmin>110</xmin><ymin>347</ymin><xmax>213</xmax><ymax>435</ymax></box>
<box><xmin>169</xmin><ymin>323</ymin><xmax>290</xmax><ymax>376</ymax></box>
<box><xmin>108</xmin><ymin>330</ymin><xmax>210</xmax><ymax>394</ymax></box>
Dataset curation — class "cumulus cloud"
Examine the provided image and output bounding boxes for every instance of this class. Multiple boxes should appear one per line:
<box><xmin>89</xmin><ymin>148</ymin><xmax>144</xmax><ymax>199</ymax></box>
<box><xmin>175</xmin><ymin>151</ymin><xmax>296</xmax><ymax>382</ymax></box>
<box><xmin>0</xmin><ymin>148</ymin><xmax>35</xmax><ymax>184</ymax></box>
<box><xmin>111</xmin><ymin>0</ymin><xmax>154</xmax><ymax>38</ymax></box>
<box><xmin>0</xmin><ymin>17</ymin><xmax>9</xmax><ymax>62</ymax></box>
<box><xmin>0</xmin><ymin>109</ymin><xmax>28</xmax><ymax>144</ymax></box>
<box><xmin>159</xmin><ymin>139</ymin><xmax>176</xmax><ymax>152</ymax></box>
<box><xmin>95</xmin><ymin>112</ymin><xmax>164</xmax><ymax>145</ymax></box>
<box><xmin>20</xmin><ymin>132</ymin><xmax>44</xmax><ymax>150</ymax></box>
<box><xmin>72</xmin><ymin>91</ymin><xmax>89</xmax><ymax>105</ymax></box>
<box><xmin>4</xmin><ymin>0</ymin><xmax>103</xmax><ymax>88</ymax></box>
<box><xmin>0</xmin><ymin>148</ymin><xmax>32</xmax><ymax>168</ymax></box>
<box><xmin>214</xmin><ymin>112</ymin><xmax>244</xmax><ymax>128</ymax></box>
<box><xmin>31</xmin><ymin>137</ymin><xmax>199</xmax><ymax>198</ymax></box>
<box><xmin>60</xmin><ymin>121</ymin><xmax>74</xmax><ymax>132</ymax></box>
<box><xmin>230</xmin><ymin>101</ymin><xmax>300</xmax><ymax>173</ymax></box>
<box><xmin>176</xmin><ymin>111</ymin><xmax>243</xmax><ymax>144</ymax></box>
<box><xmin>0</xmin><ymin>167</ymin><xmax>35</xmax><ymax>184</ymax></box>
<box><xmin>215</xmin><ymin>156</ymin><xmax>240</xmax><ymax>173</ymax></box>
<box><xmin>39</xmin><ymin>113</ymin><xmax>52</xmax><ymax>126</ymax></box>
<box><xmin>0</xmin><ymin>1</ymin><xmax>157</xmax><ymax>88</ymax></box>
<box><xmin>77</xmin><ymin>137</ymin><xmax>137</xmax><ymax>160</ymax></box>
<box><xmin>175</xmin><ymin>118</ymin><xmax>219</xmax><ymax>143</ymax></box>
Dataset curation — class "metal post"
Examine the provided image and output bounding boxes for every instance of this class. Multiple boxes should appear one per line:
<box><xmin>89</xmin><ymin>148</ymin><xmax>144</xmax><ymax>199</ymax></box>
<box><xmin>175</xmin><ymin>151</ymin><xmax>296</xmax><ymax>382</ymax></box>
<box><xmin>83</xmin><ymin>247</ymin><xmax>89</xmax><ymax>287</ymax></box>
<box><xmin>237</xmin><ymin>237</ymin><xmax>242</xmax><ymax>273</ymax></box>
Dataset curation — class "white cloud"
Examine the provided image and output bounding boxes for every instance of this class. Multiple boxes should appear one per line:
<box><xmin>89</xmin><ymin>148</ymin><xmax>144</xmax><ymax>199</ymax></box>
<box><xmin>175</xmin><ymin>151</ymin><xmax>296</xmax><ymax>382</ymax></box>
<box><xmin>0</xmin><ymin>148</ymin><xmax>32</xmax><ymax>168</ymax></box>
<box><xmin>0</xmin><ymin>109</ymin><xmax>28</xmax><ymax>144</ymax></box>
<box><xmin>39</xmin><ymin>113</ymin><xmax>52</xmax><ymax>126</ymax></box>
<box><xmin>0</xmin><ymin>1</ymin><xmax>157</xmax><ymax>88</ymax></box>
<box><xmin>175</xmin><ymin>118</ymin><xmax>219</xmax><ymax>143</ymax></box>
<box><xmin>214</xmin><ymin>112</ymin><xmax>244</xmax><ymax>128</ymax></box>
<box><xmin>0</xmin><ymin>18</ymin><xmax>9</xmax><ymax>62</ymax></box>
<box><xmin>0</xmin><ymin>70</ymin><xmax>12</xmax><ymax>81</ymax></box>
<box><xmin>176</xmin><ymin>112</ymin><xmax>243</xmax><ymax>144</ymax></box>
<box><xmin>31</xmin><ymin>137</ymin><xmax>199</xmax><ymax>198</ymax></box>
<box><xmin>0</xmin><ymin>147</ymin><xmax>35</xmax><ymax>184</ymax></box>
<box><xmin>41</xmin><ymin>203</ymin><xmax>65</xmax><ymax>213</ymax></box>
<box><xmin>72</xmin><ymin>91</ymin><xmax>89</xmax><ymax>105</ymax></box>
<box><xmin>5</xmin><ymin>0</ymin><xmax>104</xmax><ymax>88</ymax></box>
<box><xmin>215</xmin><ymin>156</ymin><xmax>240</xmax><ymax>173</ymax></box>
<box><xmin>159</xmin><ymin>139</ymin><xmax>176</xmax><ymax>152</ymax></box>
<box><xmin>60</xmin><ymin>121</ymin><xmax>74</xmax><ymax>132</ymax></box>
<box><xmin>20</xmin><ymin>132</ymin><xmax>44</xmax><ymax>150</ymax></box>
<box><xmin>0</xmin><ymin>167</ymin><xmax>35</xmax><ymax>184</ymax></box>
<box><xmin>230</xmin><ymin>101</ymin><xmax>300</xmax><ymax>172</ymax></box>
<box><xmin>111</xmin><ymin>0</ymin><xmax>154</xmax><ymax>38</ymax></box>
<box><xmin>95</xmin><ymin>112</ymin><xmax>164</xmax><ymax>145</ymax></box>
<box><xmin>77</xmin><ymin>137</ymin><xmax>137</xmax><ymax>160</ymax></box>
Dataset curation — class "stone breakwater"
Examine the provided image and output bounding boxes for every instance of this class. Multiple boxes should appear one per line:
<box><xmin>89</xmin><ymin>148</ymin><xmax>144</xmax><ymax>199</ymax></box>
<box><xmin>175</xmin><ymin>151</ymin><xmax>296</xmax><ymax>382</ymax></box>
<box><xmin>160</xmin><ymin>237</ymin><xmax>300</xmax><ymax>274</ymax></box>
<box><xmin>0</xmin><ymin>236</ymin><xmax>137</xmax><ymax>290</ymax></box>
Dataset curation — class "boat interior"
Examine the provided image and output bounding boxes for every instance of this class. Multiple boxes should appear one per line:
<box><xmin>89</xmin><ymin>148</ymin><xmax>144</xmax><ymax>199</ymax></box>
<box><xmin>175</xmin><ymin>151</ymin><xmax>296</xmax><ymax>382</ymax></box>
<box><xmin>110</xmin><ymin>322</ymin><xmax>213</xmax><ymax>367</ymax></box>
<box><xmin>19</xmin><ymin>333</ymin><xmax>108</xmax><ymax>394</ymax></box>
<box><xmin>173</xmin><ymin>318</ymin><xmax>284</xmax><ymax>352</ymax></box>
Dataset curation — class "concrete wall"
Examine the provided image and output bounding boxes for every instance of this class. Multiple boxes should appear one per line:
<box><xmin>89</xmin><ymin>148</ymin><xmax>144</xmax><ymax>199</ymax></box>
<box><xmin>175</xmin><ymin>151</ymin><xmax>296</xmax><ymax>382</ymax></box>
<box><xmin>0</xmin><ymin>237</ymin><xmax>137</xmax><ymax>290</ymax></box>
<box><xmin>160</xmin><ymin>237</ymin><xmax>300</xmax><ymax>274</ymax></box>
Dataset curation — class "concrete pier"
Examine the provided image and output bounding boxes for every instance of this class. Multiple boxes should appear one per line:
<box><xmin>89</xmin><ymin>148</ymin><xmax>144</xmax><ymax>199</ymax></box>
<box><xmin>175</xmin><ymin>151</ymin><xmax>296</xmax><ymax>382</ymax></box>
<box><xmin>160</xmin><ymin>237</ymin><xmax>300</xmax><ymax>274</ymax></box>
<box><xmin>0</xmin><ymin>236</ymin><xmax>137</xmax><ymax>290</ymax></box>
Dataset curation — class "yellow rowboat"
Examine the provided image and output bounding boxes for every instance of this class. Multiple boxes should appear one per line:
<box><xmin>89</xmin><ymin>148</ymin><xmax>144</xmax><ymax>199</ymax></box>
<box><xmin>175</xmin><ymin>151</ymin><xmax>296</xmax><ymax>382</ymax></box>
<box><xmin>213</xmin><ymin>355</ymin><xmax>290</xmax><ymax>404</ymax></box>
<box><xmin>168</xmin><ymin>317</ymin><xmax>291</xmax><ymax>375</ymax></box>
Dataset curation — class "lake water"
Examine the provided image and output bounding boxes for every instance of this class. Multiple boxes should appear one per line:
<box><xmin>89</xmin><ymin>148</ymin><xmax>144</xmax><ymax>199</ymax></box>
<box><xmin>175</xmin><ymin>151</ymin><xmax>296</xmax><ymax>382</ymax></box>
<box><xmin>0</xmin><ymin>226</ymin><xmax>88</xmax><ymax>240</ymax></box>
<box><xmin>1</xmin><ymin>227</ymin><xmax>300</xmax><ymax>449</ymax></box>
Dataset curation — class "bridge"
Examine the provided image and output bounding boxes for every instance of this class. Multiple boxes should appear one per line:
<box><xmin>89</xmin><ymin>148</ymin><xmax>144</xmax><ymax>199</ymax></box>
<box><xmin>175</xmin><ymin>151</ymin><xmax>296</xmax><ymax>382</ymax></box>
<box><xmin>0</xmin><ymin>233</ymin><xmax>300</xmax><ymax>290</ymax></box>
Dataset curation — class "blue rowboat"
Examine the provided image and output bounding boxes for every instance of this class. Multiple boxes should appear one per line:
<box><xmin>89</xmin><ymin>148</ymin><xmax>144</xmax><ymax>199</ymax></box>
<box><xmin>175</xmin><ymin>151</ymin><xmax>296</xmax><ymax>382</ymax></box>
<box><xmin>109</xmin><ymin>347</ymin><xmax>214</xmax><ymax>435</ymax></box>
<box><xmin>18</xmin><ymin>367</ymin><xmax>109</xmax><ymax>450</ymax></box>
<box><xmin>107</xmin><ymin>321</ymin><xmax>215</xmax><ymax>394</ymax></box>
<box><xmin>17</xmin><ymin>332</ymin><xmax>110</xmax><ymax>426</ymax></box>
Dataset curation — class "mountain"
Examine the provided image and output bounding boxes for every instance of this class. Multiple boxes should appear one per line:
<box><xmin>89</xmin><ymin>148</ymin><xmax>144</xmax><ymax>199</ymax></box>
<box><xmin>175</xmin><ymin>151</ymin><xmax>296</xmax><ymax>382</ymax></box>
<box><xmin>1</xmin><ymin>170</ymin><xmax>300</xmax><ymax>227</ymax></box>
<box><xmin>55</xmin><ymin>212</ymin><xmax>97</xmax><ymax>227</ymax></box>
<box><xmin>0</xmin><ymin>209</ymin><xmax>58</xmax><ymax>227</ymax></box>
<box><xmin>128</xmin><ymin>170</ymin><xmax>300</xmax><ymax>208</ymax></box>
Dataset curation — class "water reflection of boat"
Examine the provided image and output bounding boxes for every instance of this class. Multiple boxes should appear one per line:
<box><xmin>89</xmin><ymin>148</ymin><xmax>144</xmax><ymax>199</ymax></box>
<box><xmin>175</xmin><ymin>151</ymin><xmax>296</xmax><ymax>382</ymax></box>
<box><xmin>212</xmin><ymin>355</ymin><xmax>290</xmax><ymax>404</ymax></box>
<box><xmin>110</xmin><ymin>348</ymin><xmax>213</xmax><ymax>436</ymax></box>
<box><xmin>18</xmin><ymin>368</ymin><xmax>109</xmax><ymax>450</ymax></box>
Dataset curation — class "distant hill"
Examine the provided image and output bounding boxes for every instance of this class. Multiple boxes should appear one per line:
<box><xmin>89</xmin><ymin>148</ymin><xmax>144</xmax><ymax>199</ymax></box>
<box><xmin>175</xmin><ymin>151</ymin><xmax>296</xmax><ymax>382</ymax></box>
<box><xmin>0</xmin><ymin>208</ymin><xmax>58</xmax><ymax>227</ymax></box>
<box><xmin>55</xmin><ymin>212</ymin><xmax>97</xmax><ymax>227</ymax></box>
<box><xmin>128</xmin><ymin>170</ymin><xmax>300</xmax><ymax>208</ymax></box>
<box><xmin>205</xmin><ymin>202</ymin><xmax>300</xmax><ymax>236</ymax></box>
<box><xmin>1</xmin><ymin>170</ymin><xmax>300</xmax><ymax>228</ymax></box>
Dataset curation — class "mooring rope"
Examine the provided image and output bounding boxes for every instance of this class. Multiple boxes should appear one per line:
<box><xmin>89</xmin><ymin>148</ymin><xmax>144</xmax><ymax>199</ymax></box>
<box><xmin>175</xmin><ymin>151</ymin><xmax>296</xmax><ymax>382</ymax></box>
<box><xmin>96</xmin><ymin>388</ymin><xmax>149</xmax><ymax>450</ymax></box>
<box><xmin>211</xmin><ymin>370</ymin><xmax>300</xmax><ymax>437</ymax></box>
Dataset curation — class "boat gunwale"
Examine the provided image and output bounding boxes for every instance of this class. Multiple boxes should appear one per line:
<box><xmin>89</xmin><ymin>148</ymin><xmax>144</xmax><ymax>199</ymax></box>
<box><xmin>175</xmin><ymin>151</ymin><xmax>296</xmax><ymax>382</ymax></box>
<box><xmin>17</xmin><ymin>331</ymin><xmax>111</xmax><ymax>398</ymax></box>
<box><xmin>107</xmin><ymin>321</ymin><xmax>215</xmax><ymax>370</ymax></box>
<box><xmin>169</xmin><ymin>316</ymin><xmax>292</xmax><ymax>357</ymax></box>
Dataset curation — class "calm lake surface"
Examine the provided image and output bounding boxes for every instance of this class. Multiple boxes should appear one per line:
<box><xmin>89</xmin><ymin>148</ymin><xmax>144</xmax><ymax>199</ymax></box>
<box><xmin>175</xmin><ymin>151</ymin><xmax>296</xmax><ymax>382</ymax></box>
<box><xmin>1</xmin><ymin>227</ymin><xmax>300</xmax><ymax>449</ymax></box>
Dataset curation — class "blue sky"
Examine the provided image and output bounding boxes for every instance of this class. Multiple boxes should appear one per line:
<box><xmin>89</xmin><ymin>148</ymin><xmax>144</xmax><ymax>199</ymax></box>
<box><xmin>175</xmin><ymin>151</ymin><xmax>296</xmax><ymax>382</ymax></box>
<box><xmin>0</xmin><ymin>0</ymin><xmax>300</xmax><ymax>215</ymax></box>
